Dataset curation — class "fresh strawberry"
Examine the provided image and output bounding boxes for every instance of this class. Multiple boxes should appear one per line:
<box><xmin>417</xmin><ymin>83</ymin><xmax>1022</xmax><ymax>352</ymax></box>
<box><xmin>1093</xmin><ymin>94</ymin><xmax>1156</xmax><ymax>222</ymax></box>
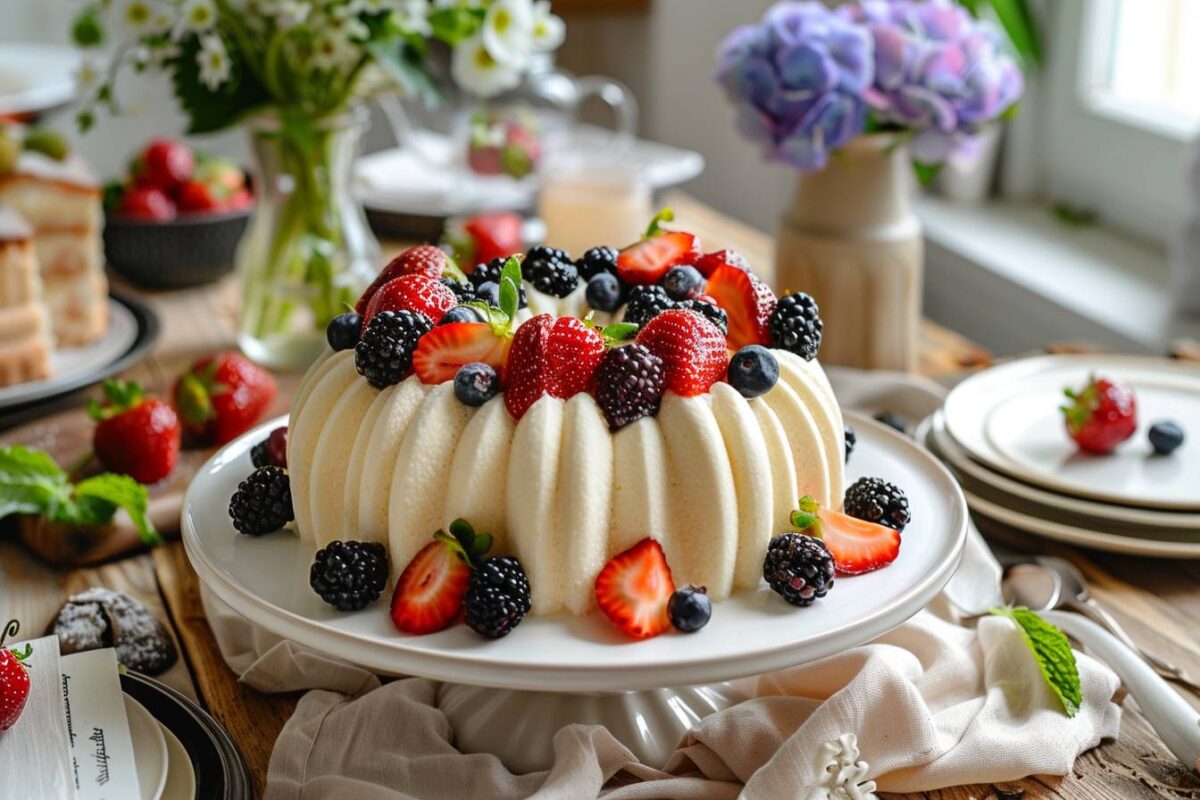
<box><xmin>1061</xmin><ymin>375</ymin><xmax>1138</xmax><ymax>455</ymax></box>
<box><xmin>594</xmin><ymin>538</ymin><xmax>676</xmax><ymax>639</ymax></box>
<box><xmin>362</xmin><ymin>274</ymin><xmax>457</xmax><ymax>329</ymax></box>
<box><xmin>172</xmin><ymin>352</ymin><xmax>277</xmax><ymax>446</ymax></box>
<box><xmin>194</xmin><ymin>156</ymin><xmax>246</xmax><ymax>194</ymax></box>
<box><xmin>705</xmin><ymin>264</ymin><xmax>775</xmax><ymax>348</ymax></box>
<box><xmin>413</xmin><ymin>321</ymin><xmax>513</xmax><ymax>384</ymax></box>
<box><xmin>356</xmin><ymin>245</ymin><xmax>453</xmax><ymax>314</ymax></box>
<box><xmin>390</xmin><ymin>533</ymin><xmax>473</xmax><ymax>635</ymax></box>
<box><xmin>136</xmin><ymin>138</ymin><xmax>194</xmax><ymax>191</ymax></box>
<box><xmin>616</xmin><ymin>208</ymin><xmax>701</xmax><ymax>285</ymax></box>
<box><xmin>634</xmin><ymin>309</ymin><xmax>727</xmax><ymax>397</ymax></box>
<box><xmin>0</xmin><ymin>644</ymin><xmax>31</xmax><ymax>731</ymax></box>
<box><xmin>462</xmin><ymin>211</ymin><xmax>522</xmax><ymax>266</ymax></box>
<box><xmin>176</xmin><ymin>179</ymin><xmax>222</xmax><ymax>214</ymax></box>
<box><xmin>694</xmin><ymin>249</ymin><xmax>749</xmax><ymax>278</ymax></box>
<box><xmin>502</xmin><ymin>315</ymin><xmax>605</xmax><ymax>418</ymax></box>
<box><xmin>90</xmin><ymin>379</ymin><xmax>181</xmax><ymax>484</ymax></box>
<box><xmin>791</xmin><ymin>496</ymin><xmax>900</xmax><ymax>576</ymax></box>
<box><xmin>119</xmin><ymin>186</ymin><xmax>176</xmax><ymax>221</ymax></box>
<box><xmin>225</xmin><ymin>187</ymin><xmax>254</xmax><ymax>210</ymax></box>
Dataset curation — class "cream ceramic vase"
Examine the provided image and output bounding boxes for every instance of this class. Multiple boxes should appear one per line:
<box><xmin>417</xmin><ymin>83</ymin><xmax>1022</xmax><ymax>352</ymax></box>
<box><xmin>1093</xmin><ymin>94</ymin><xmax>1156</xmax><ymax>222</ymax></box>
<box><xmin>775</xmin><ymin>135</ymin><xmax>922</xmax><ymax>372</ymax></box>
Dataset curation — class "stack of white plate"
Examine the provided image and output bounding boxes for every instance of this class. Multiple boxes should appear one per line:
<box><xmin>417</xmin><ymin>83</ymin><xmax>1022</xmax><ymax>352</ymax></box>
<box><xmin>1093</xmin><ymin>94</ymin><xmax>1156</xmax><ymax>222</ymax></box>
<box><xmin>916</xmin><ymin>354</ymin><xmax>1200</xmax><ymax>558</ymax></box>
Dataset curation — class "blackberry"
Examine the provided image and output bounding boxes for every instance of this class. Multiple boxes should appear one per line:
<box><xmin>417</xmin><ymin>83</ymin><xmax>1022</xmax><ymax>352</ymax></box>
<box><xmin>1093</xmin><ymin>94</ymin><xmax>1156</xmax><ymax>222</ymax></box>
<box><xmin>769</xmin><ymin>292</ymin><xmax>823</xmax><ymax>361</ymax></box>
<box><xmin>577</xmin><ymin>245</ymin><xmax>618</xmax><ymax>280</ymax></box>
<box><xmin>594</xmin><ymin>343</ymin><xmax>666</xmax><ymax>430</ymax></box>
<box><xmin>585</xmin><ymin>272</ymin><xmax>624</xmax><ymax>312</ymax></box>
<box><xmin>844</xmin><ymin>423</ymin><xmax>856</xmax><ymax>464</ymax></box>
<box><xmin>464</xmin><ymin>556</ymin><xmax>532</xmax><ymax>639</ymax></box>
<box><xmin>844</xmin><ymin>477</ymin><xmax>911</xmax><ymax>532</ymax></box>
<box><xmin>326</xmin><ymin>312</ymin><xmax>361</xmax><ymax>352</ymax></box>
<box><xmin>679</xmin><ymin>299</ymin><xmax>728</xmax><ymax>335</ymax></box>
<box><xmin>309</xmin><ymin>540</ymin><xmax>389</xmax><ymax>611</ymax></box>
<box><xmin>623</xmin><ymin>285</ymin><xmax>676</xmax><ymax>328</ymax></box>
<box><xmin>662</xmin><ymin>265</ymin><xmax>704</xmax><ymax>301</ymax></box>
<box><xmin>1148</xmin><ymin>420</ymin><xmax>1185</xmax><ymax>455</ymax></box>
<box><xmin>763</xmin><ymin>533</ymin><xmax>835</xmax><ymax>607</ymax></box>
<box><xmin>522</xmin><ymin>245</ymin><xmax>571</xmax><ymax>280</ymax></box>
<box><xmin>668</xmin><ymin>585</ymin><xmax>712</xmax><ymax>633</ymax></box>
<box><xmin>251</xmin><ymin>426</ymin><xmax>288</xmax><ymax>469</ymax></box>
<box><xmin>229</xmin><ymin>466</ymin><xmax>293</xmax><ymax>536</ymax></box>
<box><xmin>355</xmin><ymin>310</ymin><xmax>433</xmax><ymax>388</ymax></box>
<box><xmin>468</xmin><ymin>257</ymin><xmax>505</xmax><ymax>287</ymax></box>
<box><xmin>440</xmin><ymin>277</ymin><xmax>478</xmax><ymax>304</ymax></box>
<box><xmin>728</xmin><ymin>345</ymin><xmax>779</xmax><ymax>398</ymax></box>
<box><xmin>873</xmin><ymin>410</ymin><xmax>908</xmax><ymax>434</ymax></box>
<box><xmin>527</xmin><ymin>255</ymin><xmax>579</xmax><ymax>298</ymax></box>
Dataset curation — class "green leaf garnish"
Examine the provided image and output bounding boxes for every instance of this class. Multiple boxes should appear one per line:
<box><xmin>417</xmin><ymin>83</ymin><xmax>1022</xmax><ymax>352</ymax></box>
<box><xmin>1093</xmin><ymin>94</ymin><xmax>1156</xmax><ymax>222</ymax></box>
<box><xmin>0</xmin><ymin>446</ymin><xmax>160</xmax><ymax>546</ymax></box>
<box><xmin>989</xmin><ymin>606</ymin><xmax>1082</xmax><ymax>717</ymax></box>
<box><xmin>439</xmin><ymin>518</ymin><xmax>494</xmax><ymax>564</ymax></box>
<box><xmin>643</xmin><ymin>206</ymin><xmax>675</xmax><ymax>239</ymax></box>
<box><xmin>788</xmin><ymin>495</ymin><xmax>823</xmax><ymax>537</ymax></box>
<box><xmin>600</xmin><ymin>322</ymin><xmax>638</xmax><ymax>346</ymax></box>
<box><xmin>499</xmin><ymin>256</ymin><xmax>522</xmax><ymax>321</ymax></box>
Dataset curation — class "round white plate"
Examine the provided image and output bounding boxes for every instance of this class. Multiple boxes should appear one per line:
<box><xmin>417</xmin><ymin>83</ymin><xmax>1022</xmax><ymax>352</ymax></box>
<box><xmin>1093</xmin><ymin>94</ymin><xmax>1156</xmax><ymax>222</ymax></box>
<box><xmin>125</xmin><ymin>695</ymin><xmax>168</xmax><ymax>800</ymax></box>
<box><xmin>158</xmin><ymin>720</ymin><xmax>197</xmax><ymax>800</ymax></box>
<box><xmin>0</xmin><ymin>44</ymin><xmax>79</xmax><ymax>116</ymax></box>
<box><xmin>183</xmin><ymin>412</ymin><xmax>968</xmax><ymax>693</ymax></box>
<box><xmin>943</xmin><ymin>355</ymin><xmax>1200</xmax><ymax>510</ymax></box>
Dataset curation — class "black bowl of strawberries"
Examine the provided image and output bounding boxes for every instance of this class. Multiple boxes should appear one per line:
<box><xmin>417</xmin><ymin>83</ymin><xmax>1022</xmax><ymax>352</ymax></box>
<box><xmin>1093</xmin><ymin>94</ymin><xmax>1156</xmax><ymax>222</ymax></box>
<box><xmin>103</xmin><ymin>138</ymin><xmax>253</xmax><ymax>290</ymax></box>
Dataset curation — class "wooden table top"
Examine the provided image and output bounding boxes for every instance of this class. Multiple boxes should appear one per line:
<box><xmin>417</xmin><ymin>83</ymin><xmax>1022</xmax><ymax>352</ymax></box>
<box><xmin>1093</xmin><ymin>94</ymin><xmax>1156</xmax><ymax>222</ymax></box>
<box><xmin>1</xmin><ymin>193</ymin><xmax>1197</xmax><ymax>799</ymax></box>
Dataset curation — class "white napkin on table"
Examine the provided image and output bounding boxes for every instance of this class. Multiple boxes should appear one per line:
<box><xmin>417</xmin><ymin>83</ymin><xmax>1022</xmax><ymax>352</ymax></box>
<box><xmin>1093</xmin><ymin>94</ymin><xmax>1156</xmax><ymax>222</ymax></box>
<box><xmin>201</xmin><ymin>368</ymin><xmax>1123</xmax><ymax>799</ymax></box>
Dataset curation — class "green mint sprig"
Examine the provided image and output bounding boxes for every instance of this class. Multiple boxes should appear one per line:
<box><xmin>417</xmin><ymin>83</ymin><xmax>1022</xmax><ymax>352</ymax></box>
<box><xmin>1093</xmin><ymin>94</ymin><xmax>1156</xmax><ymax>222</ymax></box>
<box><xmin>0</xmin><ymin>445</ymin><xmax>161</xmax><ymax>547</ymax></box>
<box><xmin>643</xmin><ymin>206</ymin><xmax>675</xmax><ymax>239</ymax></box>
<box><xmin>990</xmin><ymin>606</ymin><xmax>1082</xmax><ymax>717</ymax></box>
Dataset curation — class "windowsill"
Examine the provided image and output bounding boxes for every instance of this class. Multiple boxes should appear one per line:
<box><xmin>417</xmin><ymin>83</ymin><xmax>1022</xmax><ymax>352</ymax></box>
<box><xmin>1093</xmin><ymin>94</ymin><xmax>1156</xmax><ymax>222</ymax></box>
<box><xmin>917</xmin><ymin>195</ymin><xmax>1200</xmax><ymax>356</ymax></box>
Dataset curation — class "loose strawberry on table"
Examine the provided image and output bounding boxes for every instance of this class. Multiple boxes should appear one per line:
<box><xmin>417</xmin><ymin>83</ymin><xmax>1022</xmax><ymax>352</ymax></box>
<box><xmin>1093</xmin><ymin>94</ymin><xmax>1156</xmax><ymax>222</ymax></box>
<box><xmin>0</xmin><ymin>643</ymin><xmax>31</xmax><ymax>731</ymax></box>
<box><xmin>172</xmin><ymin>352</ymin><xmax>277</xmax><ymax>446</ymax></box>
<box><xmin>90</xmin><ymin>379</ymin><xmax>181</xmax><ymax>484</ymax></box>
<box><xmin>1061</xmin><ymin>375</ymin><xmax>1137</xmax><ymax>455</ymax></box>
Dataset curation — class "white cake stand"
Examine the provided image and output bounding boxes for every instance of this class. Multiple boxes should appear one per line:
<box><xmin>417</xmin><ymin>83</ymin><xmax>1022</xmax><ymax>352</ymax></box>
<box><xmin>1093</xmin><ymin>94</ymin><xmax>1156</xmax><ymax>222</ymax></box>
<box><xmin>182</xmin><ymin>412</ymin><xmax>968</xmax><ymax>773</ymax></box>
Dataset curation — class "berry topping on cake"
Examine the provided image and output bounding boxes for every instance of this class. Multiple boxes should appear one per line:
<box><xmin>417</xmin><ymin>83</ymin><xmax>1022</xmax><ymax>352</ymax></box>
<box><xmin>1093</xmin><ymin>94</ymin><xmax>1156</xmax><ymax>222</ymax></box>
<box><xmin>326</xmin><ymin>312</ymin><xmax>362</xmax><ymax>351</ymax></box>
<box><xmin>635</xmin><ymin>309</ymin><xmax>727</xmax><ymax>397</ymax></box>
<box><xmin>662</xmin><ymin>265</ymin><xmax>705</xmax><ymax>301</ymax></box>
<box><xmin>524</xmin><ymin>246</ymin><xmax>579</xmax><ymax>297</ymax></box>
<box><xmin>440</xmin><ymin>278</ymin><xmax>478</xmax><ymax>305</ymax></box>
<box><xmin>441</xmin><ymin>305</ymin><xmax>485</xmax><ymax>325</ymax></box>
<box><xmin>1061</xmin><ymin>375</ymin><xmax>1137</xmax><ymax>455</ymax></box>
<box><xmin>769</xmin><ymin>292</ymin><xmax>823</xmax><ymax>361</ymax></box>
<box><xmin>617</xmin><ymin>208</ymin><xmax>701</xmax><ymax>285</ymax></box>
<box><xmin>363</xmin><ymin>274</ymin><xmax>457</xmax><ymax>328</ymax></box>
<box><xmin>357</xmin><ymin>244</ymin><xmax>452</xmax><ymax>314</ymax></box>
<box><xmin>668</xmin><ymin>585</ymin><xmax>712</xmax><ymax>632</ymax></box>
<box><xmin>504</xmin><ymin>314</ymin><xmax>554</xmax><ymax>419</ymax></box>
<box><xmin>594</xmin><ymin>342</ymin><xmax>666</xmax><ymax>430</ymax></box>
<box><xmin>694</xmin><ymin>248</ymin><xmax>749</xmax><ymax>278</ymax></box>
<box><xmin>623</xmin><ymin>285</ymin><xmax>676</xmax><ymax>328</ymax></box>
<box><xmin>454</xmin><ymin>362</ymin><xmax>501</xmax><ymax>406</ymax></box>
<box><xmin>546</xmin><ymin>316</ymin><xmax>605</xmax><ymax>394</ymax></box>
<box><xmin>251</xmin><ymin>426</ymin><xmax>288</xmax><ymax>469</ymax></box>
<box><xmin>585</xmin><ymin>272</ymin><xmax>624</xmax><ymax>312</ymax></box>
<box><xmin>504</xmin><ymin>314</ymin><xmax>605</xmax><ymax>419</ymax></box>
<box><xmin>577</xmin><ymin>245</ymin><xmax>619</xmax><ymax>280</ymax></box>
<box><xmin>678</xmin><ymin>298</ymin><xmax>728</xmax><ymax>335</ymax></box>
<box><xmin>464</xmin><ymin>556</ymin><xmax>532</xmax><ymax>639</ymax></box>
<box><xmin>309</xmin><ymin>540</ymin><xmax>389</xmax><ymax>611</ymax></box>
<box><xmin>413</xmin><ymin>322</ymin><xmax>513</xmax><ymax>385</ymax></box>
<box><xmin>763</xmin><ymin>533</ymin><xmax>835</xmax><ymax>607</ymax></box>
<box><xmin>90</xmin><ymin>379</ymin><xmax>181</xmax><ymax>484</ymax></box>
<box><xmin>390</xmin><ymin>521</ymin><xmax>493</xmax><ymax>634</ymax></box>
<box><xmin>172</xmin><ymin>352</ymin><xmax>277</xmax><ymax>446</ymax></box>
<box><xmin>355</xmin><ymin>309</ymin><xmax>434</xmax><ymax>388</ymax></box>
<box><xmin>1149</xmin><ymin>420</ymin><xmax>1185</xmax><ymax>455</ymax></box>
<box><xmin>728</xmin><ymin>345</ymin><xmax>779</xmax><ymax>398</ymax></box>
<box><xmin>594</xmin><ymin>538</ymin><xmax>676</xmax><ymax>639</ymax></box>
<box><xmin>843</xmin><ymin>477</ymin><xmax>911</xmax><ymax>532</ymax></box>
<box><xmin>706</xmin><ymin>264</ymin><xmax>776</xmax><ymax>348</ymax></box>
<box><xmin>844</xmin><ymin>423</ymin><xmax>856</xmax><ymax>463</ymax></box>
<box><xmin>790</xmin><ymin>496</ymin><xmax>900</xmax><ymax>576</ymax></box>
<box><xmin>468</xmin><ymin>256</ymin><xmax>506</xmax><ymax>287</ymax></box>
<box><xmin>229</xmin><ymin>466</ymin><xmax>293</xmax><ymax>536</ymax></box>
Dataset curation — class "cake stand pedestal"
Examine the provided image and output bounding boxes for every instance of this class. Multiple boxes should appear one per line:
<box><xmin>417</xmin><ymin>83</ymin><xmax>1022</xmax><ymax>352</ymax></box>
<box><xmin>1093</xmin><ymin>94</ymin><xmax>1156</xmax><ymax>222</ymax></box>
<box><xmin>183</xmin><ymin>413</ymin><xmax>967</xmax><ymax>773</ymax></box>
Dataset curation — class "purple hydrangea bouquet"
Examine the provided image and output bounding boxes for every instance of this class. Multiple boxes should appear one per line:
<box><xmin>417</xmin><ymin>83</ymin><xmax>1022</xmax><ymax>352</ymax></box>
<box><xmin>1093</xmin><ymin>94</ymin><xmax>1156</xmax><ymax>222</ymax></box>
<box><xmin>716</xmin><ymin>0</ymin><xmax>1024</xmax><ymax>174</ymax></box>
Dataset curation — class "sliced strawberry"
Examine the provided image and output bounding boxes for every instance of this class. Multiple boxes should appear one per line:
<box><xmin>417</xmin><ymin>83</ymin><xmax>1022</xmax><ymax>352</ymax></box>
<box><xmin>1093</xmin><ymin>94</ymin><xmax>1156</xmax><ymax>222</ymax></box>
<box><xmin>357</xmin><ymin>245</ymin><xmax>452</xmax><ymax>314</ymax></box>
<box><xmin>617</xmin><ymin>231</ymin><xmax>700</xmax><ymax>285</ymax></box>
<box><xmin>463</xmin><ymin>211</ymin><xmax>523</xmax><ymax>266</ymax></box>
<box><xmin>594</xmin><ymin>538</ymin><xmax>676</xmax><ymax>639</ymax></box>
<box><xmin>545</xmin><ymin>317</ymin><xmax>605</xmax><ymax>398</ymax></box>
<box><xmin>705</xmin><ymin>264</ymin><xmax>775</xmax><ymax>348</ymax></box>
<box><xmin>362</xmin><ymin>274</ymin><xmax>457</xmax><ymax>329</ymax></box>
<box><xmin>504</xmin><ymin>314</ymin><xmax>554</xmax><ymax>419</ymax></box>
<box><xmin>694</xmin><ymin>249</ymin><xmax>749</xmax><ymax>278</ymax></box>
<box><xmin>635</xmin><ymin>309</ymin><xmax>727</xmax><ymax>397</ymax></box>
<box><xmin>413</xmin><ymin>322</ymin><xmax>513</xmax><ymax>385</ymax></box>
<box><xmin>791</xmin><ymin>496</ymin><xmax>900</xmax><ymax>576</ymax></box>
<box><xmin>390</xmin><ymin>535</ymin><xmax>472</xmax><ymax>635</ymax></box>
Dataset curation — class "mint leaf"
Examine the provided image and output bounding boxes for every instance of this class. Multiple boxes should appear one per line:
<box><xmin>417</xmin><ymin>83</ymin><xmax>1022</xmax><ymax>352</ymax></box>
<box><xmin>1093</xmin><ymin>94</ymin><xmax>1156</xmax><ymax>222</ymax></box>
<box><xmin>643</xmin><ymin>206</ymin><xmax>675</xmax><ymax>239</ymax></box>
<box><xmin>600</xmin><ymin>323</ymin><xmax>638</xmax><ymax>344</ymax></box>
<box><xmin>788</xmin><ymin>495</ymin><xmax>822</xmax><ymax>535</ymax></box>
<box><xmin>75</xmin><ymin>474</ymin><xmax>161</xmax><ymax>546</ymax></box>
<box><xmin>990</xmin><ymin>606</ymin><xmax>1082</xmax><ymax>717</ymax></box>
<box><xmin>499</xmin><ymin>256</ymin><xmax>522</xmax><ymax>320</ymax></box>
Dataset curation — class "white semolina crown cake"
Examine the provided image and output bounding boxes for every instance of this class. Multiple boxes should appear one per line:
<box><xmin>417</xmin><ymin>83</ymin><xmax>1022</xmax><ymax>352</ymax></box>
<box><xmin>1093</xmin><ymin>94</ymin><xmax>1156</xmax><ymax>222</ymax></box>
<box><xmin>287</xmin><ymin>250</ymin><xmax>845</xmax><ymax>617</ymax></box>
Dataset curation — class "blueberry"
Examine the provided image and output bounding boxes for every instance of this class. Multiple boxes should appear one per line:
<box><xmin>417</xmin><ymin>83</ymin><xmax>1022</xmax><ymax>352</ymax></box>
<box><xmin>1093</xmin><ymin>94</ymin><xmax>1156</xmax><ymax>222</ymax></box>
<box><xmin>844</xmin><ymin>423</ymin><xmax>856</xmax><ymax>464</ymax></box>
<box><xmin>873</xmin><ymin>410</ymin><xmax>908</xmax><ymax>434</ymax></box>
<box><xmin>326</xmin><ymin>312</ymin><xmax>361</xmax><ymax>351</ymax></box>
<box><xmin>585</xmin><ymin>272</ymin><xmax>623</xmax><ymax>312</ymax></box>
<box><xmin>662</xmin><ymin>265</ymin><xmax>704</xmax><ymax>301</ymax></box>
<box><xmin>440</xmin><ymin>305</ymin><xmax>484</xmax><ymax>325</ymax></box>
<box><xmin>668</xmin><ymin>585</ymin><xmax>711</xmax><ymax>633</ymax></box>
<box><xmin>476</xmin><ymin>280</ymin><xmax>501</xmax><ymax>308</ymax></box>
<box><xmin>728</xmin><ymin>345</ymin><xmax>779</xmax><ymax>398</ymax></box>
<box><xmin>454</xmin><ymin>362</ymin><xmax>499</xmax><ymax>407</ymax></box>
<box><xmin>1148</xmin><ymin>420</ymin><xmax>1185</xmax><ymax>455</ymax></box>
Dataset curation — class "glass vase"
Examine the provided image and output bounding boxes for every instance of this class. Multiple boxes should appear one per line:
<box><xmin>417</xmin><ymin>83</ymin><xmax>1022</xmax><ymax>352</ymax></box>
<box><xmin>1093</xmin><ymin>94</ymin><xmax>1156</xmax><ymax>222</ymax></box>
<box><xmin>235</xmin><ymin>108</ymin><xmax>379</xmax><ymax>370</ymax></box>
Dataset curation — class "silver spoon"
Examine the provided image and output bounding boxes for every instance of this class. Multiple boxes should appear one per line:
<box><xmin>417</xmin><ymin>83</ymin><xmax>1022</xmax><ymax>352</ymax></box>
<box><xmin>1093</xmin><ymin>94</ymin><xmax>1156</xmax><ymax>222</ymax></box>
<box><xmin>1003</xmin><ymin>557</ymin><xmax>1200</xmax><ymax>696</ymax></box>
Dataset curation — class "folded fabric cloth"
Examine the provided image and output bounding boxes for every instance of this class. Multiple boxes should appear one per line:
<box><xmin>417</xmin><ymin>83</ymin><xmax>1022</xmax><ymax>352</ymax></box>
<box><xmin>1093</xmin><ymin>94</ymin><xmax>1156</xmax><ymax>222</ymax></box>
<box><xmin>201</xmin><ymin>368</ymin><xmax>1123</xmax><ymax>799</ymax></box>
